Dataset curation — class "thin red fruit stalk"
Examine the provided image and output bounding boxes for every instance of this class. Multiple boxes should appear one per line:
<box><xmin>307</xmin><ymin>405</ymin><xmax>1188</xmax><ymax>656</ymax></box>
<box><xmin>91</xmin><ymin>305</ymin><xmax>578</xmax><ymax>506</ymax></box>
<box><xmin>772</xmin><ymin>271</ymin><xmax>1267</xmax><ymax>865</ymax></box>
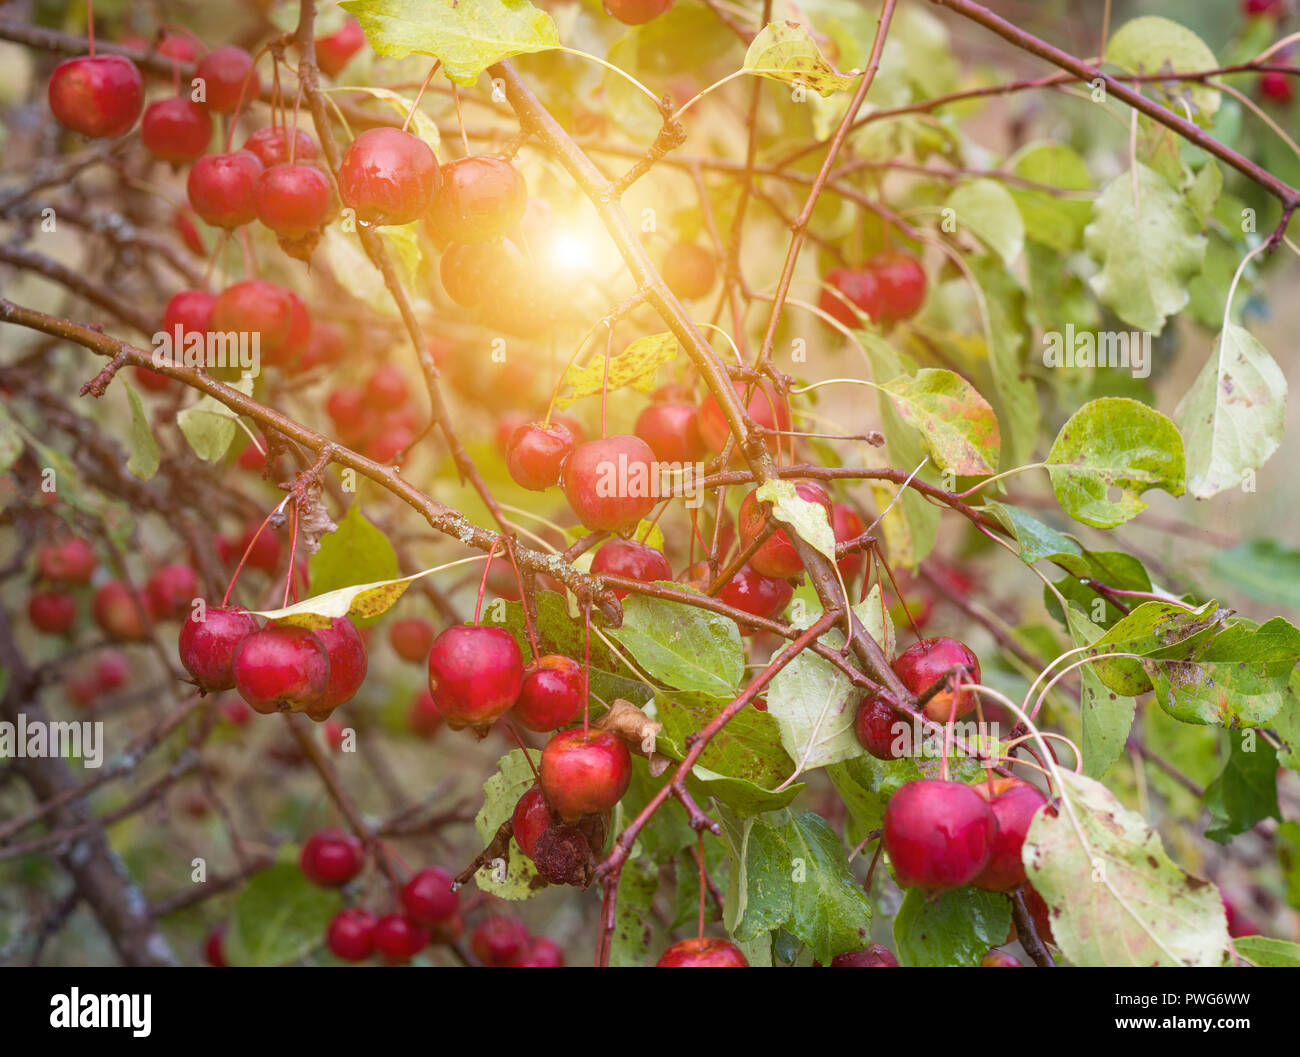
<box><xmin>472</xmin><ymin>539</ymin><xmax>500</xmax><ymax>625</ymax></box>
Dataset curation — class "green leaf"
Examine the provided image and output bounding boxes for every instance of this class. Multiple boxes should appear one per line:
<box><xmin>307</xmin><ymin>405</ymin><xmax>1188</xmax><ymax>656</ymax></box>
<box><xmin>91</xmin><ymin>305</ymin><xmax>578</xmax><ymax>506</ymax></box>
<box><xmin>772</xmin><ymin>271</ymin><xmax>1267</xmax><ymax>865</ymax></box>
<box><xmin>655</xmin><ymin>689</ymin><xmax>800</xmax><ymax>808</ymax></box>
<box><xmin>340</xmin><ymin>0</ymin><xmax>559</xmax><ymax>86</ymax></box>
<box><xmin>309</xmin><ymin>503</ymin><xmax>399</xmax><ymax>598</ymax></box>
<box><xmin>609</xmin><ymin>595</ymin><xmax>744</xmax><ymax>698</ymax></box>
<box><xmin>177</xmin><ymin>376</ymin><xmax>254</xmax><ymax>462</ymax></box>
<box><xmin>893</xmin><ymin>887</ymin><xmax>1011</xmax><ymax>967</ymax></box>
<box><xmin>1234</xmin><ymin>935</ymin><xmax>1300</xmax><ymax>967</ymax></box>
<box><xmin>1105</xmin><ymin>17</ymin><xmax>1221</xmax><ymax>126</ymax></box>
<box><xmin>826</xmin><ymin>754</ymin><xmax>920</xmax><ymax>845</ymax></box>
<box><xmin>1044</xmin><ymin>549</ymin><xmax>1154</xmax><ymax>630</ymax></box>
<box><xmin>860</xmin><ymin>332</ymin><xmax>938</xmax><ymax>566</ymax></box>
<box><xmin>0</xmin><ymin>403</ymin><xmax>22</xmax><ymax>473</ymax></box>
<box><xmin>1045</xmin><ymin>397</ymin><xmax>1185</xmax><ymax>529</ymax></box>
<box><xmin>1066</xmin><ymin>605</ymin><xmax>1137</xmax><ymax>780</ymax></box>
<box><xmin>472</xmin><ymin>749</ymin><xmax>542</xmax><ymax>899</ymax></box>
<box><xmin>767</xmin><ymin>586</ymin><xmax>893</xmax><ymax>777</ymax></box>
<box><xmin>1204</xmin><ymin>730</ymin><xmax>1280</xmax><ymax>843</ymax></box>
<box><xmin>755</xmin><ymin>477</ymin><xmax>836</xmax><ymax>565</ymax></box>
<box><xmin>732</xmin><ymin>811</ymin><xmax>872</xmax><ymax>963</ymax></box>
<box><xmin>225</xmin><ymin>862</ymin><xmax>343</xmax><ymax>966</ymax></box>
<box><xmin>123</xmin><ymin>382</ymin><xmax>159</xmax><ymax>481</ymax></box>
<box><xmin>1275</xmin><ymin>671</ymin><xmax>1300</xmax><ymax>772</ymax></box>
<box><xmin>556</xmin><ymin>332</ymin><xmax>676</xmax><ymax>411</ymax></box>
<box><xmin>1185</xmin><ymin>161</ymin><xmax>1223</xmax><ymax>225</ymax></box>
<box><xmin>609</xmin><ymin>854</ymin><xmax>659</xmax><ymax>966</ymax></box>
<box><xmin>1084</xmin><ymin>599</ymin><xmax>1223</xmax><ymax>696</ymax></box>
<box><xmin>968</xmin><ymin>257</ymin><xmax>1040</xmax><ymax>472</ymax></box>
<box><xmin>944</xmin><ymin>178</ymin><xmax>1025</xmax><ymax>266</ymax></box>
<box><xmin>1209</xmin><ymin>540</ymin><xmax>1300</xmax><ymax>612</ymax></box>
<box><xmin>1174</xmin><ymin>323</ymin><xmax>1286</xmax><ymax>499</ymax></box>
<box><xmin>1024</xmin><ymin>771</ymin><xmax>1229</xmax><ymax>966</ymax></box>
<box><xmin>742</xmin><ymin>21</ymin><xmax>859</xmax><ymax>96</ymax></box>
<box><xmin>880</xmin><ymin>368</ymin><xmax>1001</xmax><ymax>476</ymax></box>
<box><xmin>1084</xmin><ymin>163</ymin><xmax>1207</xmax><ymax>334</ymax></box>
<box><xmin>982</xmin><ymin>501</ymin><xmax>1082</xmax><ymax>566</ymax></box>
<box><xmin>1149</xmin><ymin>617</ymin><xmax>1300</xmax><ymax>726</ymax></box>
<box><xmin>1007</xmin><ymin>142</ymin><xmax>1093</xmax><ymax>252</ymax></box>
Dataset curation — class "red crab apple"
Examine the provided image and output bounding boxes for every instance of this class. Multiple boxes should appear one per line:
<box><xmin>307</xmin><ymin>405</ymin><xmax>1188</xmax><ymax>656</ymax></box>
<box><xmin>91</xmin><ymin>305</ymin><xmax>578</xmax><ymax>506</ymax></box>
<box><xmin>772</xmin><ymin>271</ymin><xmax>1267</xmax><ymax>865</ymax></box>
<box><xmin>162</xmin><ymin>289</ymin><xmax>216</xmax><ymax>343</ymax></box>
<box><xmin>590</xmin><ymin>540</ymin><xmax>673</xmax><ymax>599</ymax></box>
<box><xmin>832</xmin><ymin>504</ymin><xmax>867</xmax><ymax>580</ymax></box>
<box><xmin>363</xmin><ymin>364</ymin><xmax>410</xmax><ymax>407</ymax></box>
<box><xmin>511</xmin><ymin>784</ymin><xmax>552</xmax><ymax>858</ymax></box>
<box><xmin>738</xmin><ymin>481</ymin><xmax>833</xmax><ymax>579</ymax></box>
<box><xmin>1259</xmin><ymin>71</ymin><xmax>1295</xmax><ymax>104</ymax></box>
<box><xmin>657</xmin><ymin>937</ymin><xmax>749</xmax><ymax>966</ymax></box>
<box><xmin>231</xmin><ymin>625</ymin><xmax>330</xmax><ymax>714</ymax></box>
<box><xmin>140</xmin><ymin>97</ymin><xmax>213</xmax><ymax>163</ymax></box>
<box><xmin>540</xmin><ymin>727</ymin><xmax>632</xmax><ymax>822</ymax></box>
<box><xmin>187</xmin><ymin>151</ymin><xmax>263</xmax><ymax>229</ymax></box>
<box><xmin>407</xmin><ymin>686</ymin><xmax>443</xmax><ymax>738</ymax></box>
<box><xmin>1243</xmin><ymin>0</ymin><xmax>1285</xmax><ymax>15</ymax></box>
<box><xmin>299</xmin><ymin>828</ymin><xmax>364</xmax><ymax>887</ymax></box>
<box><xmin>892</xmin><ymin>637</ymin><xmax>982</xmax><ymax>722</ymax></box>
<box><xmin>194</xmin><ymin>47</ymin><xmax>260</xmax><ymax>114</ymax></box>
<box><xmin>308</xmin><ymin>616</ymin><xmax>368</xmax><ymax>716</ymax></box>
<box><xmin>882</xmin><ymin>779</ymin><xmax>997</xmax><ymax>891</ymax></box>
<box><xmin>243</xmin><ymin>126</ymin><xmax>318</xmax><ymax>168</ymax></box>
<box><xmin>662</xmin><ymin>241</ymin><xmax>716</xmax><ymax>300</ymax></box>
<box><xmin>819</xmin><ymin>267</ymin><xmax>883</xmax><ymax>328</ymax></box>
<box><xmin>715</xmin><ymin>562</ymin><xmax>794</xmax><ymax>623</ymax></box>
<box><xmin>634</xmin><ymin>400</ymin><xmax>704</xmax><ymax>463</ymax></box>
<box><xmin>512</xmin><ymin>937</ymin><xmax>565</xmax><ymax>967</ymax></box>
<box><xmin>326</xmin><ymin>908</ymin><xmax>376</xmax><ymax>962</ymax></box>
<box><xmin>400</xmin><ymin>867</ymin><xmax>459</xmax><ymax>926</ymax></box>
<box><xmin>38</xmin><ymin>537</ymin><xmax>97</xmax><ymax>583</ymax></box>
<box><xmin>389</xmin><ymin>617</ymin><xmax>435</xmax><ymax>662</ymax></box>
<box><xmin>426</xmin><ymin>155</ymin><xmax>527</xmax><ymax>244</ymax></box>
<box><xmin>854</xmin><ymin>691</ymin><xmax>906</xmax><ymax>760</ymax></box>
<box><xmin>972</xmin><ymin>778</ymin><xmax>1048</xmax><ymax>892</ymax></box>
<box><xmin>869</xmin><ymin>251</ymin><xmax>927</xmax><ymax>323</ymax></box>
<box><xmin>48</xmin><ymin>54</ymin><xmax>144</xmax><ymax>139</ymax></box>
<box><xmin>372</xmin><ymin>914</ymin><xmax>429</xmax><ymax>963</ymax></box>
<box><xmin>562</xmin><ymin>434</ymin><xmax>658</xmax><ymax>533</ymax></box>
<box><xmin>29</xmin><ymin>591</ymin><xmax>77</xmax><ymax>635</ymax></box>
<box><xmin>339</xmin><ymin>127</ymin><xmax>441</xmax><ymax>226</ymax></box>
<box><xmin>506</xmin><ymin>420</ymin><xmax>576</xmax><ymax>491</ymax></box>
<box><xmin>204</xmin><ymin>927</ymin><xmax>226</xmax><ymax>967</ymax></box>
<box><xmin>471</xmin><ymin>916</ymin><xmax>530</xmax><ymax>966</ymax></box>
<box><xmin>316</xmin><ymin>18</ymin><xmax>366</xmax><ymax>78</ymax></box>
<box><xmin>514</xmin><ymin>654</ymin><xmax>586</xmax><ymax>732</ymax></box>
<box><xmin>92</xmin><ymin>580</ymin><xmax>150</xmax><ymax>641</ymax></box>
<box><xmin>981</xmin><ymin>950</ymin><xmax>1022</xmax><ymax>967</ymax></box>
<box><xmin>145</xmin><ymin>563</ymin><xmax>199</xmax><ymax>621</ymax></box>
<box><xmin>697</xmin><ymin>381</ymin><xmax>791</xmax><ymax>459</ymax></box>
<box><xmin>426</xmin><ymin>625</ymin><xmax>524</xmax><ymax>730</ymax></box>
<box><xmin>604</xmin><ymin>0</ymin><xmax>675</xmax><ymax>25</ymax></box>
<box><xmin>210</xmin><ymin>279</ymin><xmax>295</xmax><ymax>356</ymax></box>
<box><xmin>831</xmin><ymin>944</ymin><xmax>899</xmax><ymax>967</ymax></box>
<box><xmin>255</xmin><ymin>163</ymin><xmax>334</xmax><ymax>239</ymax></box>
<box><xmin>326</xmin><ymin>386</ymin><xmax>364</xmax><ymax>430</ymax></box>
<box><xmin>179</xmin><ymin>606</ymin><xmax>260</xmax><ymax>691</ymax></box>
<box><xmin>439</xmin><ymin>240</ymin><xmax>504</xmax><ymax>308</ymax></box>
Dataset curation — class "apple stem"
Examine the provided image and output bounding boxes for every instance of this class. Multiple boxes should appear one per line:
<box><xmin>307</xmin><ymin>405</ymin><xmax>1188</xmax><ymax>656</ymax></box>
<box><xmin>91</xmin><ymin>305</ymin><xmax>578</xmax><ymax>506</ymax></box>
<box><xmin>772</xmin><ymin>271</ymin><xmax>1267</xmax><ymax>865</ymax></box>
<box><xmin>289</xmin><ymin>82</ymin><xmax>305</xmax><ymax>165</ymax></box>
<box><xmin>402</xmin><ymin>61</ymin><xmax>441</xmax><ymax>133</ymax></box>
<box><xmin>501</xmin><ymin>536</ymin><xmax>539</xmax><ymax>660</ymax></box>
<box><xmin>874</xmin><ymin>543</ymin><xmax>922</xmax><ymax>638</ymax></box>
<box><xmin>696</xmin><ymin>830</ymin><xmax>706</xmax><ymax>943</ymax></box>
<box><xmin>224</xmin><ymin>43</ymin><xmax>269</xmax><ymax>153</ymax></box>
<box><xmin>220</xmin><ymin>503</ymin><xmax>284</xmax><ymax>607</ymax></box>
<box><xmin>472</xmin><ymin>539</ymin><xmax>499</xmax><ymax>625</ymax></box>
<box><xmin>506</xmin><ymin>721</ymin><xmax>541</xmax><ymax>780</ymax></box>
<box><xmin>86</xmin><ymin>0</ymin><xmax>94</xmax><ymax>56</ymax></box>
<box><xmin>238</xmin><ymin>225</ymin><xmax>256</xmax><ymax>279</ymax></box>
<box><xmin>450</xmin><ymin>82</ymin><xmax>469</xmax><ymax>156</ymax></box>
<box><xmin>599</xmin><ymin>325</ymin><xmax>614</xmax><ymax>440</ymax></box>
<box><xmin>282</xmin><ymin>499</ymin><xmax>299</xmax><ymax>609</ymax></box>
<box><xmin>582</xmin><ymin>599</ymin><xmax>592</xmax><ymax>736</ymax></box>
